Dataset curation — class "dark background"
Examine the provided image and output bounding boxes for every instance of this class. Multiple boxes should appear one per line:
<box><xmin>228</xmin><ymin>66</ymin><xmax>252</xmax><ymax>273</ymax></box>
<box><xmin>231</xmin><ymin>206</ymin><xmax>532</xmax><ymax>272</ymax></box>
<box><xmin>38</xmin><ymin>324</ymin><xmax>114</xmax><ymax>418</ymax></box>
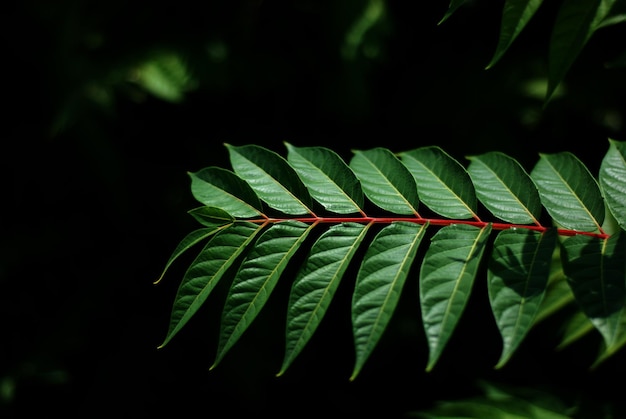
<box><xmin>3</xmin><ymin>1</ymin><xmax>626</xmax><ymax>417</ymax></box>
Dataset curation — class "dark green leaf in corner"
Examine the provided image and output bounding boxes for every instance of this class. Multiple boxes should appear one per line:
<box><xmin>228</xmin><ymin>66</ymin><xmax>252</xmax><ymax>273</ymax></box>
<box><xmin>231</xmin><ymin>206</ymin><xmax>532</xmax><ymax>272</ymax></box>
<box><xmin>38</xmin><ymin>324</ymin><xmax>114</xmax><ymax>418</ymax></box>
<box><xmin>158</xmin><ymin>222</ymin><xmax>264</xmax><ymax>348</ymax></box>
<box><xmin>226</xmin><ymin>144</ymin><xmax>314</xmax><ymax>215</ymax></box>
<box><xmin>278</xmin><ymin>222</ymin><xmax>371</xmax><ymax>377</ymax></box>
<box><xmin>211</xmin><ymin>221</ymin><xmax>315</xmax><ymax>369</ymax></box>
<box><xmin>351</xmin><ymin>221</ymin><xmax>427</xmax><ymax>380</ymax></box>
<box><xmin>488</xmin><ymin>228</ymin><xmax>557</xmax><ymax>368</ymax></box>
<box><xmin>420</xmin><ymin>223</ymin><xmax>492</xmax><ymax>372</ymax></box>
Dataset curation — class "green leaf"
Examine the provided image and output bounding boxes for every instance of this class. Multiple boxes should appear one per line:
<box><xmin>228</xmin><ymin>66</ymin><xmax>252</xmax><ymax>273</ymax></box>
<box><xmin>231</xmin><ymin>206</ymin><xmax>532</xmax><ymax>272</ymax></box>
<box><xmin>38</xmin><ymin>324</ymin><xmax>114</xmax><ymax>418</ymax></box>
<box><xmin>439</xmin><ymin>0</ymin><xmax>471</xmax><ymax>24</ymax></box>
<box><xmin>399</xmin><ymin>146</ymin><xmax>478</xmax><ymax>220</ymax></box>
<box><xmin>154</xmin><ymin>227</ymin><xmax>228</xmax><ymax>285</ymax></box>
<box><xmin>555</xmin><ymin>309</ymin><xmax>595</xmax><ymax>351</ymax></box>
<box><xmin>351</xmin><ymin>221</ymin><xmax>427</xmax><ymax>380</ymax></box>
<box><xmin>547</xmin><ymin>0</ymin><xmax>618</xmax><ymax>102</ymax></box>
<box><xmin>284</xmin><ymin>142</ymin><xmax>365</xmax><ymax>215</ymax></box>
<box><xmin>530</xmin><ymin>152</ymin><xmax>604</xmax><ymax>232</ymax></box>
<box><xmin>187</xmin><ymin>206</ymin><xmax>234</xmax><ymax>228</ymax></box>
<box><xmin>488</xmin><ymin>228</ymin><xmax>557</xmax><ymax>368</ymax></box>
<box><xmin>486</xmin><ymin>0</ymin><xmax>544</xmax><ymax>69</ymax></box>
<box><xmin>560</xmin><ymin>231</ymin><xmax>626</xmax><ymax>349</ymax></box>
<box><xmin>226</xmin><ymin>143</ymin><xmax>314</xmax><ymax>215</ymax></box>
<box><xmin>349</xmin><ymin>148</ymin><xmax>420</xmax><ymax>215</ymax></box>
<box><xmin>277</xmin><ymin>222</ymin><xmax>372</xmax><ymax>377</ymax></box>
<box><xmin>600</xmin><ymin>139</ymin><xmax>626</xmax><ymax>230</ymax></box>
<box><xmin>533</xmin><ymin>263</ymin><xmax>575</xmax><ymax>325</ymax></box>
<box><xmin>211</xmin><ymin>221</ymin><xmax>315</xmax><ymax>369</ymax></box>
<box><xmin>189</xmin><ymin>167</ymin><xmax>263</xmax><ymax>218</ymax></box>
<box><xmin>467</xmin><ymin>151</ymin><xmax>542</xmax><ymax>225</ymax></box>
<box><xmin>158</xmin><ymin>222</ymin><xmax>264</xmax><ymax>348</ymax></box>
<box><xmin>420</xmin><ymin>223</ymin><xmax>492</xmax><ymax>371</ymax></box>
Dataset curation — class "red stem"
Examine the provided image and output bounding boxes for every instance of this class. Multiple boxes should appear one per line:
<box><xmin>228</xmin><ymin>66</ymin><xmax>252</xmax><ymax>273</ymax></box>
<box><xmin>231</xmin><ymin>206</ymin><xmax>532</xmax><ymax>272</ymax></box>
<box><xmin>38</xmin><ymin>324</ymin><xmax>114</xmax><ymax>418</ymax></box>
<box><xmin>246</xmin><ymin>216</ymin><xmax>609</xmax><ymax>239</ymax></box>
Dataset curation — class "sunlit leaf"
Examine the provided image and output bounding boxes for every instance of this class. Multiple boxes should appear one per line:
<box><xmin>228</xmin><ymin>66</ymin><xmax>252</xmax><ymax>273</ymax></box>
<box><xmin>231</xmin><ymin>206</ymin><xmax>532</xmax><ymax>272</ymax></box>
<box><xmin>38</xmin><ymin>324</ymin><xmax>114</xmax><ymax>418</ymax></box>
<box><xmin>158</xmin><ymin>222</ymin><xmax>264</xmax><ymax>348</ymax></box>
<box><xmin>154</xmin><ymin>226</ymin><xmax>229</xmax><ymax>285</ymax></box>
<box><xmin>420</xmin><ymin>223</ymin><xmax>492</xmax><ymax>371</ymax></box>
<box><xmin>488</xmin><ymin>228</ymin><xmax>557</xmax><ymax>368</ymax></box>
<box><xmin>278</xmin><ymin>222</ymin><xmax>372</xmax><ymax>376</ymax></box>
<box><xmin>285</xmin><ymin>142</ymin><xmax>365</xmax><ymax>215</ymax></box>
<box><xmin>226</xmin><ymin>144</ymin><xmax>314</xmax><ymax>215</ymax></box>
<box><xmin>530</xmin><ymin>152</ymin><xmax>604</xmax><ymax>232</ymax></box>
<box><xmin>351</xmin><ymin>221</ymin><xmax>427</xmax><ymax>379</ymax></box>
<box><xmin>211</xmin><ymin>221</ymin><xmax>315</xmax><ymax>368</ymax></box>
<box><xmin>600</xmin><ymin>138</ymin><xmax>626</xmax><ymax>230</ymax></box>
<box><xmin>349</xmin><ymin>148</ymin><xmax>420</xmax><ymax>215</ymax></box>
<box><xmin>187</xmin><ymin>206</ymin><xmax>234</xmax><ymax>228</ymax></box>
<box><xmin>189</xmin><ymin>167</ymin><xmax>263</xmax><ymax>218</ymax></box>
<box><xmin>399</xmin><ymin>146</ymin><xmax>478</xmax><ymax>219</ymax></box>
<box><xmin>467</xmin><ymin>151</ymin><xmax>542</xmax><ymax>225</ymax></box>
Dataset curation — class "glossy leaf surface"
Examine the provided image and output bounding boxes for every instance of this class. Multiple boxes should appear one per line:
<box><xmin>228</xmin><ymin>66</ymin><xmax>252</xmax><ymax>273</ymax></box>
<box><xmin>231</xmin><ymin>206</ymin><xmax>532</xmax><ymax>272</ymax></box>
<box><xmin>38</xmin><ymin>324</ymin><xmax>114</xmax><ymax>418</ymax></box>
<box><xmin>531</xmin><ymin>152</ymin><xmax>604</xmax><ymax>232</ymax></box>
<box><xmin>399</xmin><ymin>146</ymin><xmax>477</xmax><ymax>219</ymax></box>
<box><xmin>349</xmin><ymin>148</ymin><xmax>420</xmax><ymax>215</ymax></box>
<box><xmin>285</xmin><ymin>142</ymin><xmax>365</xmax><ymax>215</ymax></box>
<box><xmin>420</xmin><ymin>223</ymin><xmax>492</xmax><ymax>371</ymax></box>
<box><xmin>159</xmin><ymin>222</ymin><xmax>264</xmax><ymax>347</ymax></box>
<box><xmin>351</xmin><ymin>221</ymin><xmax>427</xmax><ymax>379</ymax></box>
<box><xmin>189</xmin><ymin>167</ymin><xmax>263</xmax><ymax>218</ymax></box>
<box><xmin>467</xmin><ymin>151</ymin><xmax>542</xmax><ymax>225</ymax></box>
<box><xmin>212</xmin><ymin>221</ymin><xmax>314</xmax><ymax>368</ymax></box>
<box><xmin>278</xmin><ymin>222</ymin><xmax>371</xmax><ymax>376</ymax></box>
<box><xmin>600</xmin><ymin>138</ymin><xmax>626</xmax><ymax>230</ymax></box>
<box><xmin>226</xmin><ymin>144</ymin><xmax>314</xmax><ymax>215</ymax></box>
